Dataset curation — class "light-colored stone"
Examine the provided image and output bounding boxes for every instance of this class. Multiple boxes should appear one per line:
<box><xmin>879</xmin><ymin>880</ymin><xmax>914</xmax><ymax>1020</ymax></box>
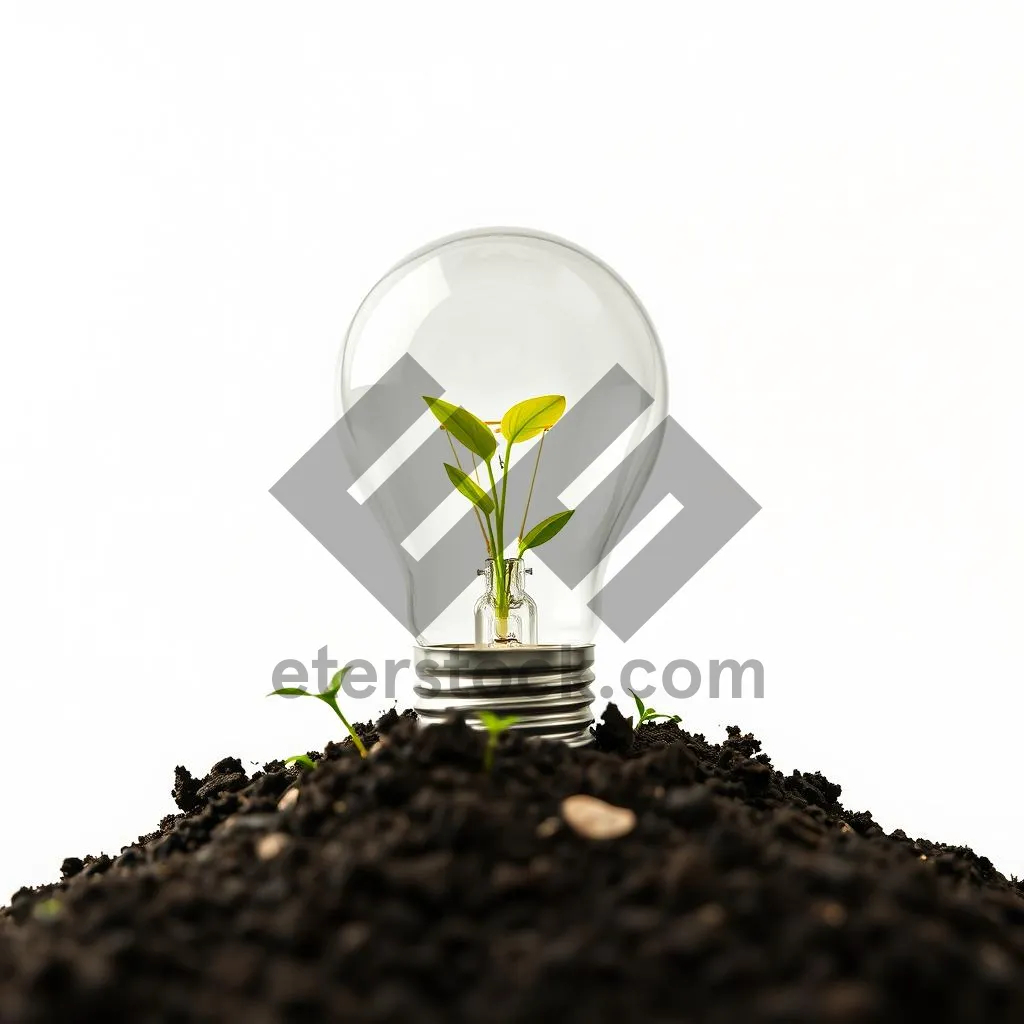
<box><xmin>277</xmin><ymin>788</ymin><xmax>299</xmax><ymax>811</ymax></box>
<box><xmin>560</xmin><ymin>794</ymin><xmax>636</xmax><ymax>840</ymax></box>
<box><xmin>218</xmin><ymin>813</ymin><xmax>278</xmax><ymax>834</ymax></box>
<box><xmin>535</xmin><ymin>816</ymin><xmax>561</xmax><ymax>838</ymax></box>
<box><xmin>256</xmin><ymin>833</ymin><xmax>289</xmax><ymax>860</ymax></box>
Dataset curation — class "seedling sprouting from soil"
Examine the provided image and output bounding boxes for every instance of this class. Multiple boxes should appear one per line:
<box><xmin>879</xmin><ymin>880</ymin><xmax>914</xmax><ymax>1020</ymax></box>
<box><xmin>423</xmin><ymin>394</ymin><xmax>574</xmax><ymax>641</ymax></box>
<box><xmin>285</xmin><ymin>754</ymin><xmax>317</xmax><ymax>771</ymax></box>
<box><xmin>477</xmin><ymin>710</ymin><xmax>520</xmax><ymax>773</ymax></box>
<box><xmin>270</xmin><ymin>667</ymin><xmax>368</xmax><ymax>758</ymax></box>
<box><xmin>628</xmin><ymin>689</ymin><xmax>681</xmax><ymax>729</ymax></box>
<box><xmin>32</xmin><ymin>898</ymin><xmax>63</xmax><ymax>922</ymax></box>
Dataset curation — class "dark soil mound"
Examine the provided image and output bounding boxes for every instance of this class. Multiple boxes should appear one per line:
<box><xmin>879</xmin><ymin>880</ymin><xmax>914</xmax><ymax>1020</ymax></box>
<box><xmin>2</xmin><ymin>708</ymin><xmax>1023</xmax><ymax>1023</ymax></box>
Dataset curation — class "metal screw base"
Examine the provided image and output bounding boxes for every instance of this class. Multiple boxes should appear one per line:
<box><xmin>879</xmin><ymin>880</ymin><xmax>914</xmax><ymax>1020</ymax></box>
<box><xmin>413</xmin><ymin>643</ymin><xmax>596</xmax><ymax>747</ymax></box>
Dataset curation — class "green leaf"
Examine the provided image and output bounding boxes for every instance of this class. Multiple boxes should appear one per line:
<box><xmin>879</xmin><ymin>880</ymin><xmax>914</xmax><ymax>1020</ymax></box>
<box><xmin>500</xmin><ymin>395</ymin><xmax>566</xmax><ymax>444</ymax></box>
<box><xmin>424</xmin><ymin>396</ymin><xmax>496</xmax><ymax>461</ymax></box>
<box><xmin>325</xmin><ymin>667</ymin><xmax>349</xmax><ymax>697</ymax></box>
<box><xmin>33</xmin><ymin>898</ymin><xmax>63</xmax><ymax>921</ymax></box>
<box><xmin>269</xmin><ymin>687</ymin><xmax>311</xmax><ymax>697</ymax></box>
<box><xmin>285</xmin><ymin>754</ymin><xmax>316</xmax><ymax>770</ymax></box>
<box><xmin>628</xmin><ymin>688</ymin><xmax>646</xmax><ymax>721</ymax></box>
<box><xmin>477</xmin><ymin>710</ymin><xmax>519</xmax><ymax>735</ymax></box>
<box><xmin>444</xmin><ymin>463</ymin><xmax>495</xmax><ymax>515</ymax></box>
<box><xmin>518</xmin><ymin>509</ymin><xmax>574</xmax><ymax>554</ymax></box>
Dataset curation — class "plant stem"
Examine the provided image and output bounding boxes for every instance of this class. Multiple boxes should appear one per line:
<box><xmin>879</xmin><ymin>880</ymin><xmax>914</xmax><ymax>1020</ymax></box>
<box><xmin>324</xmin><ymin>696</ymin><xmax>368</xmax><ymax>757</ymax></box>
<box><xmin>485</xmin><ymin>460</ymin><xmax>508</xmax><ymax>621</ymax></box>
<box><xmin>482</xmin><ymin>511</ymin><xmax>500</xmax><ymax>585</ymax></box>
<box><xmin>447</xmin><ymin>430</ymin><xmax>490</xmax><ymax>555</ymax></box>
<box><xmin>517</xmin><ymin>431</ymin><xmax>546</xmax><ymax>547</ymax></box>
<box><xmin>499</xmin><ymin>440</ymin><xmax>512</xmax><ymax>533</ymax></box>
<box><xmin>499</xmin><ymin>439</ymin><xmax>514</xmax><ymax>607</ymax></box>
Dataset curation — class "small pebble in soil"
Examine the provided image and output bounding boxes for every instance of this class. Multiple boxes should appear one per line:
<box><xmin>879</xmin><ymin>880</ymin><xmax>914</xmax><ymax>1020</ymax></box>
<box><xmin>560</xmin><ymin>794</ymin><xmax>637</xmax><ymax>840</ymax></box>
<box><xmin>255</xmin><ymin>833</ymin><xmax>289</xmax><ymax>861</ymax></box>
<box><xmin>276</xmin><ymin>787</ymin><xmax>299</xmax><ymax>811</ymax></box>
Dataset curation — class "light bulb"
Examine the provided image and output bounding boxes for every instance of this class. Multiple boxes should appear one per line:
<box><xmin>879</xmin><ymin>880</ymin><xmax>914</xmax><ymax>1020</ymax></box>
<box><xmin>337</xmin><ymin>227</ymin><xmax>668</xmax><ymax>741</ymax></box>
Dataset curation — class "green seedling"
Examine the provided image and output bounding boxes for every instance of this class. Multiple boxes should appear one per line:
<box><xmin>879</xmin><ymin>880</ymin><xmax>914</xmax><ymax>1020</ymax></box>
<box><xmin>33</xmin><ymin>897</ymin><xmax>63</xmax><ymax>922</ymax></box>
<box><xmin>477</xmin><ymin>710</ymin><xmax>520</xmax><ymax>773</ymax></box>
<box><xmin>628</xmin><ymin>689</ymin><xmax>682</xmax><ymax>729</ymax></box>
<box><xmin>284</xmin><ymin>754</ymin><xmax>317</xmax><ymax>771</ymax></box>
<box><xmin>270</xmin><ymin>667</ymin><xmax>368</xmax><ymax>758</ymax></box>
<box><xmin>424</xmin><ymin>394</ymin><xmax>575</xmax><ymax>640</ymax></box>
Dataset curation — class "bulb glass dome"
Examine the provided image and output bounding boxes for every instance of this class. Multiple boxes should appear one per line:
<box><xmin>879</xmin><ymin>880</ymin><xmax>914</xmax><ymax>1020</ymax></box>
<box><xmin>338</xmin><ymin>227</ymin><xmax>668</xmax><ymax>646</ymax></box>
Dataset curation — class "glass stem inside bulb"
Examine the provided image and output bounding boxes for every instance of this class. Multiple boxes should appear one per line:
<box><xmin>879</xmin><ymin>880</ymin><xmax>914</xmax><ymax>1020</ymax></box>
<box><xmin>476</xmin><ymin>558</ymin><xmax>537</xmax><ymax>646</ymax></box>
<box><xmin>494</xmin><ymin>561</ymin><xmax>511</xmax><ymax>640</ymax></box>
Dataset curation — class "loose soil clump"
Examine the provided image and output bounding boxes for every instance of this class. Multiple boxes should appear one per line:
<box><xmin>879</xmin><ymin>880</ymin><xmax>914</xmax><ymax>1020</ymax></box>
<box><xmin>2</xmin><ymin>707</ymin><xmax>1023</xmax><ymax>1023</ymax></box>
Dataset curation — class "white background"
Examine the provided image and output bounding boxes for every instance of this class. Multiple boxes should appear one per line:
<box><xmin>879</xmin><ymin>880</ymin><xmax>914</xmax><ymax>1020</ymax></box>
<box><xmin>1</xmin><ymin>3</ymin><xmax>1022</xmax><ymax>899</ymax></box>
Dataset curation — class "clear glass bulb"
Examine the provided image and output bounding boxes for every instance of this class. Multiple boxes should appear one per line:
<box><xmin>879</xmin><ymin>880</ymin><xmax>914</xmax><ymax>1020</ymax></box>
<box><xmin>338</xmin><ymin>227</ymin><xmax>668</xmax><ymax>647</ymax></box>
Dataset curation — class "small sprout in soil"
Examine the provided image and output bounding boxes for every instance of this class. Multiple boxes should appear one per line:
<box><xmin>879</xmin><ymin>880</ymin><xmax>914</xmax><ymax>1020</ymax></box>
<box><xmin>477</xmin><ymin>710</ymin><xmax>519</xmax><ymax>773</ymax></box>
<box><xmin>628</xmin><ymin>689</ymin><xmax>682</xmax><ymax>729</ymax></box>
<box><xmin>33</xmin><ymin>898</ymin><xmax>63</xmax><ymax>922</ymax></box>
<box><xmin>284</xmin><ymin>754</ymin><xmax>317</xmax><ymax>771</ymax></box>
<box><xmin>270</xmin><ymin>667</ymin><xmax>368</xmax><ymax>758</ymax></box>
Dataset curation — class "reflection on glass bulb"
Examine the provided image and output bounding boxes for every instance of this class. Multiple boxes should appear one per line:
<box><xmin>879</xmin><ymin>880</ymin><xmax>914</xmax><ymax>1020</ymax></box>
<box><xmin>338</xmin><ymin>227</ymin><xmax>668</xmax><ymax>647</ymax></box>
